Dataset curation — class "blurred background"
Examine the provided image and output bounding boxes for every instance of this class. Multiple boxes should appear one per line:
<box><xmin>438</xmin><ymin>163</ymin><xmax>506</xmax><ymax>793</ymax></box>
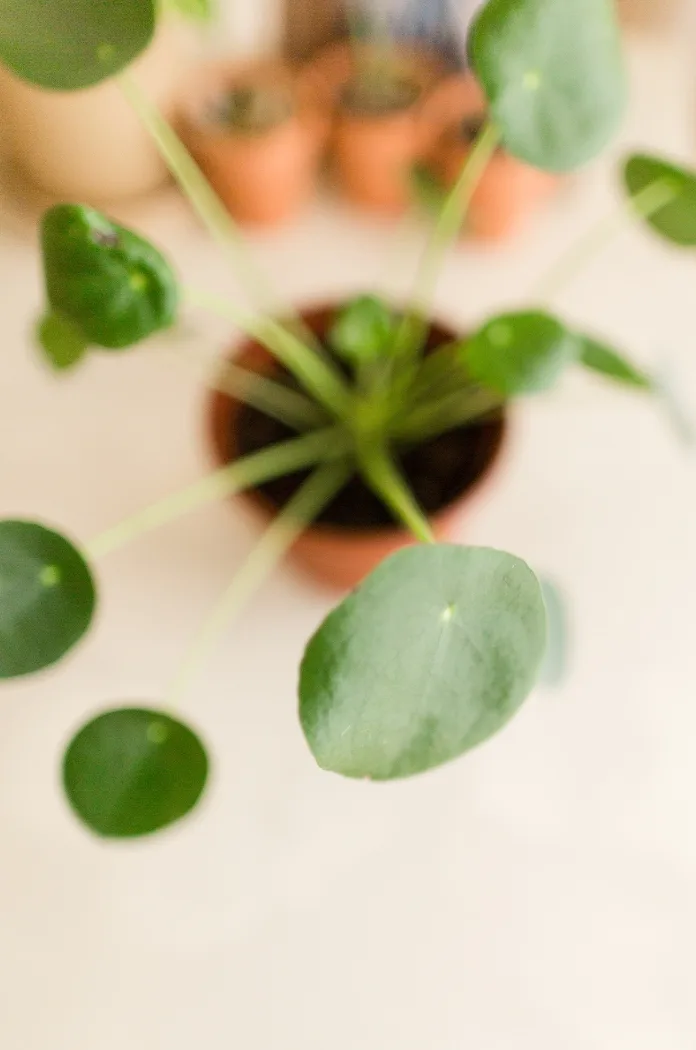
<box><xmin>1</xmin><ymin>1</ymin><xmax>696</xmax><ymax>1048</ymax></box>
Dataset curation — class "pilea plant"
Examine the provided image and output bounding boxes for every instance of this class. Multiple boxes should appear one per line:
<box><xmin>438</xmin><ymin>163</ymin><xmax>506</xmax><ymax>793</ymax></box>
<box><xmin>2</xmin><ymin>0</ymin><xmax>695</xmax><ymax>839</ymax></box>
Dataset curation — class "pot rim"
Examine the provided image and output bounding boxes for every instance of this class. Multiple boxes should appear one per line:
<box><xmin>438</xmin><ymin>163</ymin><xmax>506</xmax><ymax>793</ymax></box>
<box><xmin>205</xmin><ymin>301</ymin><xmax>510</xmax><ymax>541</ymax></box>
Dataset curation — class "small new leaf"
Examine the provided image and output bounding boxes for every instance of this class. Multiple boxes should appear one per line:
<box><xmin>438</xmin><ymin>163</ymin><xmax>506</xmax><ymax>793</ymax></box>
<box><xmin>465</xmin><ymin>310</ymin><xmax>577</xmax><ymax>396</ymax></box>
<box><xmin>37</xmin><ymin>312</ymin><xmax>88</xmax><ymax>372</ymax></box>
<box><xmin>624</xmin><ymin>154</ymin><xmax>696</xmax><ymax>248</ymax></box>
<box><xmin>0</xmin><ymin>0</ymin><xmax>156</xmax><ymax>90</ymax></box>
<box><xmin>41</xmin><ymin>204</ymin><xmax>179</xmax><ymax>351</ymax></box>
<box><xmin>468</xmin><ymin>0</ymin><xmax>626</xmax><ymax>172</ymax></box>
<box><xmin>329</xmin><ymin>295</ymin><xmax>397</xmax><ymax>365</ymax></box>
<box><xmin>0</xmin><ymin>520</ymin><xmax>96</xmax><ymax>679</ymax></box>
<box><xmin>300</xmin><ymin>545</ymin><xmax>547</xmax><ymax>780</ymax></box>
<box><xmin>578</xmin><ymin>335</ymin><xmax>652</xmax><ymax>389</ymax></box>
<box><xmin>63</xmin><ymin>707</ymin><xmax>209</xmax><ymax>838</ymax></box>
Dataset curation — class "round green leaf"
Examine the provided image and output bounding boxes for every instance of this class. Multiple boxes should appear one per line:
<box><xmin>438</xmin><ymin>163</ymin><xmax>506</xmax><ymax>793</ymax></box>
<box><xmin>578</xmin><ymin>334</ymin><xmax>652</xmax><ymax>389</ymax></box>
<box><xmin>63</xmin><ymin>707</ymin><xmax>209</xmax><ymax>838</ymax></box>
<box><xmin>41</xmin><ymin>205</ymin><xmax>178</xmax><ymax>351</ymax></box>
<box><xmin>465</xmin><ymin>311</ymin><xmax>577</xmax><ymax>396</ymax></box>
<box><xmin>0</xmin><ymin>520</ymin><xmax>95</xmax><ymax>679</ymax></box>
<box><xmin>0</xmin><ymin>0</ymin><xmax>156</xmax><ymax>91</ymax></box>
<box><xmin>300</xmin><ymin>545</ymin><xmax>547</xmax><ymax>780</ymax></box>
<box><xmin>468</xmin><ymin>0</ymin><xmax>626</xmax><ymax>171</ymax></box>
<box><xmin>37</xmin><ymin>312</ymin><xmax>87</xmax><ymax>372</ymax></box>
<box><xmin>329</xmin><ymin>295</ymin><xmax>397</xmax><ymax>365</ymax></box>
<box><xmin>624</xmin><ymin>154</ymin><xmax>696</xmax><ymax>248</ymax></box>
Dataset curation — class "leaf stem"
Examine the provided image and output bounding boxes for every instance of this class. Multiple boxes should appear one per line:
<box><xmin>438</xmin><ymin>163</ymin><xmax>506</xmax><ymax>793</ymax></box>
<box><xmin>395</xmin><ymin>385</ymin><xmax>502</xmax><ymax>443</ymax></box>
<box><xmin>118</xmin><ymin>73</ymin><xmax>320</xmax><ymax>351</ymax></box>
<box><xmin>162</xmin><ymin>343</ymin><xmax>327</xmax><ymax>431</ymax></box>
<box><xmin>187</xmin><ymin>287</ymin><xmax>354</xmax><ymax>421</ymax></box>
<box><xmin>166</xmin><ymin>460</ymin><xmax>352</xmax><ymax>709</ymax></box>
<box><xmin>359</xmin><ymin>444</ymin><xmax>435</xmax><ymax>544</ymax></box>
<box><xmin>395</xmin><ymin>121</ymin><xmax>501</xmax><ymax>358</ymax></box>
<box><xmin>531</xmin><ymin>178</ymin><xmax>680</xmax><ymax>301</ymax></box>
<box><xmin>85</xmin><ymin>427</ymin><xmax>349</xmax><ymax>559</ymax></box>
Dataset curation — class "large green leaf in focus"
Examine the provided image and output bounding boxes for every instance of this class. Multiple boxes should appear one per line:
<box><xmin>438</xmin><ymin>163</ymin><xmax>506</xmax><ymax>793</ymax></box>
<box><xmin>465</xmin><ymin>311</ymin><xmax>577</xmax><ymax>396</ymax></box>
<box><xmin>468</xmin><ymin>0</ymin><xmax>626</xmax><ymax>171</ymax></box>
<box><xmin>41</xmin><ymin>205</ymin><xmax>178</xmax><ymax>350</ymax></box>
<box><xmin>624</xmin><ymin>154</ymin><xmax>696</xmax><ymax>248</ymax></box>
<box><xmin>0</xmin><ymin>0</ymin><xmax>156</xmax><ymax>91</ymax></box>
<box><xmin>300</xmin><ymin>545</ymin><xmax>547</xmax><ymax>780</ymax></box>
<box><xmin>63</xmin><ymin>707</ymin><xmax>209</xmax><ymax>838</ymax></box>
<box><xmin>0</xmin><ymin>520</ymin><xmax>95</xmax><ymax>679</ymax></box>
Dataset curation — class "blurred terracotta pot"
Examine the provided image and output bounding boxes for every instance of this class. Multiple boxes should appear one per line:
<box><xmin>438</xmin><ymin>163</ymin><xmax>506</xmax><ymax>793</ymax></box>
<box><xmin>206</xmin><ymin>305</ymin><xmax>507</xmax><ymax>591</ymax></box>
<box><xmin>0</xmin><ymin>20</ymin><xmax>194</xmax><ymax>202</ymax></box>
<box><xmin>179</xmin><ymin>59</ymin><xmax>328</xmax><ymax>228</ymax></box>
<box><xmin>307</xmin><ymin>41</ymin><xmax>447</xmax><ymax>216</ymax></box>
<box><xmin>426</xmin><ymin>74</ymin><xmax>559</xmax><ymax>241</ymax></box>
<box><xmin>616</xmin><ymin>0</ymin><xmax>683</xmax><ymax>29</ymax></box>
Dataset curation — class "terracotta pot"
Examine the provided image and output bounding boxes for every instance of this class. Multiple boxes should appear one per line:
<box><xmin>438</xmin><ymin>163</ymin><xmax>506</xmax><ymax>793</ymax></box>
<box><xmin>0</xmin><ymin>21</ymin><xmax>194</xmax><ymax>203</ymax></box>
<box><xmin>206</xmin><ymin>305</ymin><xmax>508</xmax><ymax>591</ymax></box>
<box><xmin>179</xmin><ymin>59</ymin><xmax>328</xmax><ymax>228</ymax></box>
<box><xmin>616</xmin><ymin>0</ymin><xmax>683</xmax><ymax>28</ymax></box>
<box><xmin>307</xmin><ymin>41</ymin><xmax>447</xmax><ymax>216</ymax></box>
<box><xmin>426</xmin><ymin>74</ymin><xmax>559</xmax><ymax>241</ymax></box>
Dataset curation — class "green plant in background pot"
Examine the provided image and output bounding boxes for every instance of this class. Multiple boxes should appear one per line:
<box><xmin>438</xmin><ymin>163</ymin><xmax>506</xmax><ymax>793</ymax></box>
<box><xmin>1</xmin><ymin>0</ymin><xmax>695</xmax><ymax>839</ymax></box>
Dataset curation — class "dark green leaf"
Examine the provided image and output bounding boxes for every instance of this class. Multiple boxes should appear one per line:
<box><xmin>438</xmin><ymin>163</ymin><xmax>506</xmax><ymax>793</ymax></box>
<box><xmin>410</xmin><ymin>164</ymin><xmax>449</xmax><ymax>216</ymax></box>
<box><xmin>37</xmin><ymin>312</ymin><xmax>88</xmax><ymax>372</ymax></box>
<box><xmin>300</xmin><ymin>545</ymin><xmax>547</xmax><ymax>780</ymax></box>
<box><xmin>465</xmin><ymin>310</ymin><xmax>577</xmax><ymax>396</ymax></box>
<box><xmin>0</xmin><ymin>520</ymin><xmax>95</xmax><ymax>679</ymax></box>
<box><xmin>63</xmin><ymin>707</ymin><xmax>209</xmax><ymax>838</ymax></box>
<box><xmin>624</xmin><ymin>154</ymin><xmax>696</xmax><ymax>247</ymax></box>
<box><xmin>41</xmin><ymin>205</ymin><xmax>178</xmax><ymax>351</ymax></box>
<box><xmin>539</xmin><ymin>577</ymin><xmax>568</xmax><ymax>687</ymax></box>
<box><xmin>577</xmin><ymin>334</ymin><xmax>652</xmax><ymax>389</ymax></box>
<box><xmin>0</xmin><ymin>0</ymin><xmax>156</xmax><ymax>91</ymax></box>
<box><xmin>329</xmin><ymin>295</ymin><xmax>398</xmax><ymax>365</ymax></box>
<box><xmin>468</xmin><ymin>0</ymin><xmax>626</xmax><ymax>171</ymax></box>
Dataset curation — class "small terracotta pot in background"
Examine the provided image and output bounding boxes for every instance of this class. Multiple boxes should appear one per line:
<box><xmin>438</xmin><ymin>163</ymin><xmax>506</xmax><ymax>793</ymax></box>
<box><xmin>306</xmin><ymin>41</ymin><xmax>447</xmax><ymax>217</ymax></box>
<box><xmin>179</xmin><ymin>59</ymin><xmax>328</xmax><ymax>228</ymax></box>
<box><xmin>0</xmin><ymin>20</ymin><xmax>194</xmax><ymax>203</ymax></box>
<box><xmin>207</xmin><ymin>305</ymin><xmax>507</xmax><ymax>591</ymax></box>
<box><xmin>426</xmin><ymin>74</ymin><xmax>559</xmax><ymax>241</ymax></box>
<box><xmin>616</xmin><ymin>0</ymin><xmax>683</xmax><ymax>29</ymax></box>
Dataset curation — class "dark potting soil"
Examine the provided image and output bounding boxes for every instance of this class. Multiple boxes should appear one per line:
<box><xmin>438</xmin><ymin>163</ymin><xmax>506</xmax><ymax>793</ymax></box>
<box><xmin>234</xmin><ymin>365</ymin><xmax>504</xmax><ymax>531</ymax></box>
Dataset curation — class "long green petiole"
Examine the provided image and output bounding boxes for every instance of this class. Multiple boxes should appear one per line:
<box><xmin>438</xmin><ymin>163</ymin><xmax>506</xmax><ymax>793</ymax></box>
<box><xmin>166</xmin><ymin>459</ymin><xmax>353</xmax><ymax>709</ymax></box>
<box><xmin>86</xmin><ymin>426</ymin><xmax>349</xmax><ymax>559</ymax></box>
<box><xmin>187</xmin><ymin>287</ymin><xmax>354</xmax><ymax>421</ymax></box>
<box><xmin>164</xmin><ymin>343</ymin><xmax>327</xmax><ymax>431</ymax></box>
<box><xmin>394</xmin><ymin>121</ymin><xmax>501</xmax><ymax>360</ymax></box>
<box><xmin>531</xmin><ymin>177</ymin><xmax>680</xmax><ymax>301</ymax></box>
<box><xmin>395</xmin><ymin>385</ymin><xmax>502</xmax><ymax>444</ymax></box>
<box><xmin>119</xmin><ymin>73</ymin><xmax>321</xmax><ymax>353</ymax></box>
<box><xmin>359</xmin><ymin>443</ymin><xmax>435</xmax><ymax>544</ymax></box>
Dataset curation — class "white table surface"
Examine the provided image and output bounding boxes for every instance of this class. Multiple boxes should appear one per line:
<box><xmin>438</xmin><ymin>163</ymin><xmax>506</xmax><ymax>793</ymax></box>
<box><xmin>2</xmin><ymin>24</ymin><xmax>696</xmax><ymax>1050</ymax></box>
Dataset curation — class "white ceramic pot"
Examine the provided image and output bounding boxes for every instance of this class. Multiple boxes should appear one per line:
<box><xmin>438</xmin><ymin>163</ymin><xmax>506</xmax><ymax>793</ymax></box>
<box><xmin>0</xmin><ymin>21</ymin><xmax>195</xmax><ymax>203</ymax></box>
